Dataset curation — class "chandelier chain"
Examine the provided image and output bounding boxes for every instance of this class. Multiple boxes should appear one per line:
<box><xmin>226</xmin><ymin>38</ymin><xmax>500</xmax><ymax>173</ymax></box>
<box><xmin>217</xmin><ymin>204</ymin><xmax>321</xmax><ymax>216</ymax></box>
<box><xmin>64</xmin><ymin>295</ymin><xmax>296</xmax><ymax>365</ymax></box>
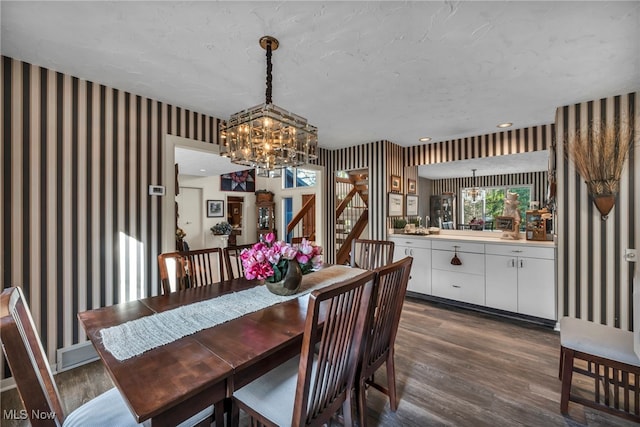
<box><xmin>265</xmin><ymin>40</ymin><xmax>273</xmax><ymax>104</ymax></box>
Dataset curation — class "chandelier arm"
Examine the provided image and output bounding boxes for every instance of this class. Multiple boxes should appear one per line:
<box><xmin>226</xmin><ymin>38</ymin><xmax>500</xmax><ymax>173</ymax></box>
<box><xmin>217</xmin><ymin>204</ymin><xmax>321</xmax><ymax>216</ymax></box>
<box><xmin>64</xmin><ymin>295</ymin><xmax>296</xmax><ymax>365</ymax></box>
<box><xmin>265</xmin><ymin>40</ymin><xmax>273</xmax><ymax>105</ymax></box>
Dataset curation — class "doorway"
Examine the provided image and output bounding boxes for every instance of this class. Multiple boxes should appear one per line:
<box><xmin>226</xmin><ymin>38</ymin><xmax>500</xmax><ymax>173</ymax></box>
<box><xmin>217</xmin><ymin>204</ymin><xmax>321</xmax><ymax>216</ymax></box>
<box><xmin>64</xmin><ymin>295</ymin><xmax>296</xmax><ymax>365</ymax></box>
<box><xmin>176</xmin><ymin>187</ymin><xmax>204</xmax><ymax>249</ymax></box>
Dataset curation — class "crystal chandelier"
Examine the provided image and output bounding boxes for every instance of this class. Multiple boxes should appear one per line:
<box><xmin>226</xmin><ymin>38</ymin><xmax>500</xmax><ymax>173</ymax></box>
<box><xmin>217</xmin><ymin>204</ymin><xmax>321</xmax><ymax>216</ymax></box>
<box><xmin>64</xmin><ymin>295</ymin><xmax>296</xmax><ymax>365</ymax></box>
<box><xmin>465</xmin><ymin>169</ymin><xmax>485</xmax><ymax>203</ymax></box>
<box><xmin>221</xmin><ymin>36</ymin><xmax>318</xmax><ymax>173</ymax></box>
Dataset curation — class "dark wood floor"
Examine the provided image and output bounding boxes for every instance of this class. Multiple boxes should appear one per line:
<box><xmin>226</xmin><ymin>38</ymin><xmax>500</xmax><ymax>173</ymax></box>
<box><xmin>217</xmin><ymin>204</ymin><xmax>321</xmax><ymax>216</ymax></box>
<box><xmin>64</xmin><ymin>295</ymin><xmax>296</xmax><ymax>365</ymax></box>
<box><xmin>1</xmin><ymin>298</ymin><xmax>637</xmax><ymax>426</ymax></box>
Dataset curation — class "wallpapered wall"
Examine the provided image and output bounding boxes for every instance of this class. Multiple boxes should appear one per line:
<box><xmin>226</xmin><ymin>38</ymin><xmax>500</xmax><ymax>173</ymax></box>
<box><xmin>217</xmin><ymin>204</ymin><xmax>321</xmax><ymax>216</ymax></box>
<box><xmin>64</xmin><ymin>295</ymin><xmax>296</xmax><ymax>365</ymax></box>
<box><xmin>556</xmin><ymin>92</ymin><xmax>638</xmax><ymax>330</ymax></box>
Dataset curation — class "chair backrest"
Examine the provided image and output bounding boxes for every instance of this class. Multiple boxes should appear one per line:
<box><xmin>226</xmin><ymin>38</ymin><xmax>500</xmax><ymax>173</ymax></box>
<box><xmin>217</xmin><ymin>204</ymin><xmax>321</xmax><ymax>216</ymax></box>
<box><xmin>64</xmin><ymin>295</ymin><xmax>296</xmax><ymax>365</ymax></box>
<box><xmin>360</xmin><ymin>256</ymin><xmax>413</xmax><ymax>379</ymax></box>
<box><xmin>0</xmin><ymin>287</ymin><xmax>66</xmax><ymax>425</ymax></box>
<box><xmin>223</xmin><ymin>244</ymin><xmax>255</xmax><ymax>280</ymax></box>
<box><xmin>292</xmin><ymin>270</ymin><xmax>376</xmax><ymax>427</ymax></box>
<box><xmin>158</xmin><ymin>247</ymin><xmax>225</xmax><ymax>294</ymax></box>
<box><xmin>350</xmin><ymin>239</ymin><xmax>395</xmax><ymax>270</ymax></box>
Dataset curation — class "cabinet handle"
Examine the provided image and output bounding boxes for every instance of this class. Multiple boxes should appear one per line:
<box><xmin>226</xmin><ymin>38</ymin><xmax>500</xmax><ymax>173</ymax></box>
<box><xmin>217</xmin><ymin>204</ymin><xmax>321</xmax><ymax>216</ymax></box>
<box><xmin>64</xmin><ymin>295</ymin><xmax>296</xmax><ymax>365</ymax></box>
<box><xmin>410</xmin><ymin>249</ymin><xmax>414</xmax><ymax>256</ymax></box>
<box><xmin>511</xmin><ymin>250</ymin><xmax>523</xmax><ymax>253</ymax></box>
<box><xmin>452</xmin><ymin>284</ymin><xmax>461</xmax><ymax>288</ymax></box>
<box><xmin>510</xmin><ymin>259</ymin><xmax>516</xmax><ymax>268</ymax></box>
<box><xmin>519</xmin><ymin>259</ymin><xmax>524</xmax><ymax>268</ymax></box>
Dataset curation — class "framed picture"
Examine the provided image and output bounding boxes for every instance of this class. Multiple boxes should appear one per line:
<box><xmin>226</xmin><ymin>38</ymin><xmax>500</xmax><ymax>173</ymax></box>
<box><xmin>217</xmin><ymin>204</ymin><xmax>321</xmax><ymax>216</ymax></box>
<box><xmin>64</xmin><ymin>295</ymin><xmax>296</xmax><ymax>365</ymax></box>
<box><xmin>407</xmin><ymin>178</ymin><xmax>416</xmax><ymax>194</ymax></box>
<box><xmin>221</xmin><ymin>169</ymin><xmax>256</xmax><ymax>192</ymax></box>
<box><xmin>390</xmin><ymin>175</ymin><xmax>401</xmax><ymax>193</ymax></box>
<box><xmin>207</xmin><ymin>200</ymin><xmax>224</xmax><ymax>218</ymax></box>
<box><xmin>406</xmin><ymin>195</ymin><xmax>419</xmax><ymax>216</ymax></box>
<box><xmin>388</xmin><ymin>193</ymin><xmax>403</xmax><ymax>217</ymax></box>
<box><xmin>496</xmin><ymin>216</ymin><xmax>516</xmax><ymax>231</ymax></box>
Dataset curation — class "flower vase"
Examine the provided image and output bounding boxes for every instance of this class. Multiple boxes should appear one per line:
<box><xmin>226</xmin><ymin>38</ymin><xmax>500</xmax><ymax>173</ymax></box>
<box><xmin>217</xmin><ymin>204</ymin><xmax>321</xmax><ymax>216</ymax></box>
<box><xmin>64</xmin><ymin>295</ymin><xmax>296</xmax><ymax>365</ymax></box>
<box><xmin>266</xmin><ymin>259</ymin><xmax>303</xmax><ymax>296</ymax></box>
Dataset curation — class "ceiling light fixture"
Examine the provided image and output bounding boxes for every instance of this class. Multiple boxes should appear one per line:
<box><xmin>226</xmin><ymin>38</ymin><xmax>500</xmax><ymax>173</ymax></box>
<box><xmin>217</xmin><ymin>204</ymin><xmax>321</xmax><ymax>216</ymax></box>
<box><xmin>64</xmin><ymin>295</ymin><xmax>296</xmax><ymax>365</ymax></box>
<box><xmin>419</xmin><ymin>137</ymin><xmax>432</xmax><ymax>142</ymax></box>
<box><xmin>497</xmin><ymin>122</ymin><xmax>513</xmax><ymax>128</ymax></box>
<box><xmin>464</xmin><ymin>169</ymin><xmax>484</xmax><ymax>204</ymax></box>
<box><xmin>221</xmin><ymin>36</ymin><xmax>318</xmax><ymax>175</ymax></box>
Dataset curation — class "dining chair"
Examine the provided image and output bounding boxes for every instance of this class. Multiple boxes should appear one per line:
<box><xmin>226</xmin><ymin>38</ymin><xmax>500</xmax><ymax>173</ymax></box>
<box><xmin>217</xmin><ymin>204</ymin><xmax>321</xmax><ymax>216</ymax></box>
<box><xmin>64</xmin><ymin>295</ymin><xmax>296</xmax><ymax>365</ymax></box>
<box><xmin>231</xmin><ymin>270</ymin><xmax>377</xmax><ymax>427</ymax></box>
<box><xmin>223</xmin><ymin>243</ymin><xmax>255</xmax><ymax>280</ymax></box>
<box><xmin>350</xmin><ymin>238</ymin><xmax>395</xmax><ymax>270</ymax></box>
<box><xmin>0</xmin><ymin>286</ymin><xmax>215</xmax><ymax>427</ymax></box>
<box><xmin>158</xmin><ymin>247</ymin><xmax>225</xmax><ymax>294</ymax></box>
<box><xmin>356</xmin><ymin>256</ymin><xmax>413</xmax><ymax>427</ymax></box>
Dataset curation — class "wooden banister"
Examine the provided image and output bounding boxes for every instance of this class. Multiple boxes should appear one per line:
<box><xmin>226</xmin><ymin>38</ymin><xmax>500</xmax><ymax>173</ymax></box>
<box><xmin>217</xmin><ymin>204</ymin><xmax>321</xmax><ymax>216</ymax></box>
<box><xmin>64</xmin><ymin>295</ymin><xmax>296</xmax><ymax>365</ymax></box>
<box><xmin>286</xmin><ymin>194</ymin><xmax>316</xmax><ymax>235</ymax></box>
<box><xmin>335</xmin><ymin>209</ymin><xmax>369</xmax><ymax>265</ymax></box>
<box><xmin>336</xmin><ymin>187</ymin><xmax>358</xmax><ymax>218</ymax></box>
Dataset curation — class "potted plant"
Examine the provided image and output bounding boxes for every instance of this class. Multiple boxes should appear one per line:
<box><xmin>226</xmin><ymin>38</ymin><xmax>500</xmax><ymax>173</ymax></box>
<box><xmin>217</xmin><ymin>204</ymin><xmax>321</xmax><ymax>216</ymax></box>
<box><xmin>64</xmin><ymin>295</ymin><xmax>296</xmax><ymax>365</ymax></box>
<box><xmin>210</xmin><ymin>221</ymin><xmax>232</xmax><ymax>236</ymax></box>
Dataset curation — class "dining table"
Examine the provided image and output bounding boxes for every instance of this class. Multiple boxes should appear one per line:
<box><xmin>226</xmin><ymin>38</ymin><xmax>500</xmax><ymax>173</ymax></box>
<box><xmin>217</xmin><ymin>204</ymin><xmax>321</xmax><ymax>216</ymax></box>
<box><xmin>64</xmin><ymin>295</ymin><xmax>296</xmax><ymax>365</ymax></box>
<box><xmin>77</xmin><ymin>265</ymin><xmax>367</xmax><ymax>427</ymax></box>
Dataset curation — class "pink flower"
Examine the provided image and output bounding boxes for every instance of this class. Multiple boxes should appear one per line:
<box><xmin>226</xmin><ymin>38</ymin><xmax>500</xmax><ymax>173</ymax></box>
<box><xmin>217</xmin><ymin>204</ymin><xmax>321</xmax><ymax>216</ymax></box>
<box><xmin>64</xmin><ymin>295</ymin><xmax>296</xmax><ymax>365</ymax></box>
<box><xmin>264</xmin><ymin>232</ymin><xmax>275</xmax><ymax>244</ymax></box>
<box><xmin>240</xmin><ymin>238</ymin><xmax>323</xmax><ymax>282</ymax></box>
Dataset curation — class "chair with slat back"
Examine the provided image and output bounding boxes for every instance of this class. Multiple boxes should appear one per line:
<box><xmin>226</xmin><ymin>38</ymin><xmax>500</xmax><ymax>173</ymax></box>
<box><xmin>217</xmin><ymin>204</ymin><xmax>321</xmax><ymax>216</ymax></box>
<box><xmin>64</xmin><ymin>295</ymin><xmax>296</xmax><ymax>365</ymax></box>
<box><xmin>1</xmin><ymin>286</ymin><xmax>216</xmax><ymax>426</ymax></box>
<box><xmin>356</xmin><ymin>256</ymin><xmax>413</xmax><ymax>427</ymax></box>
<box><xmin>223</xmin><ymin>243</ymin><xmax>255</xmax><ymax>280</ymax></box>
<box><xmin>158</xmin><ymin>247</ymin><xmax>225</xmax><ymax>294</ymax></box>
<box><xmin>231</xmin><ymin>270</ymin><xmax>377</xmax><ymax>427</ymax></box>
<box><xmin>350</xmin><ymin>239</ymin><xmax>395</xmax><ymax>270</ymax></box>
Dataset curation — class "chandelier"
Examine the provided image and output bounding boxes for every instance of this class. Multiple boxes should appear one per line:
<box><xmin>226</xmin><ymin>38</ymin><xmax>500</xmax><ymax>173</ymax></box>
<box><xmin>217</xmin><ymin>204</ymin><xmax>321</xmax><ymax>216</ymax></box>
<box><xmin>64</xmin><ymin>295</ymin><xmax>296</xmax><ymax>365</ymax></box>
<box><xmin>221</xmin><ymin>36</ymin><xmax>318</xmax><ymax>173</ymax></box>
<box><xmin>465</xmin><ymin>169</ymin><xmax>485</xmax><ymax>203</ymax></box>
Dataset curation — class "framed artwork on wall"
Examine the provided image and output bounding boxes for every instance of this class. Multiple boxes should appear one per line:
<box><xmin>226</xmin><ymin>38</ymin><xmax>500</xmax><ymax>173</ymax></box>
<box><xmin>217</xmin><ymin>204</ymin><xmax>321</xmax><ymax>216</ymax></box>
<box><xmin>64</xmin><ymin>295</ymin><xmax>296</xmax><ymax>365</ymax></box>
<box><xmin>221</xmin><ymin>169</ymin><xmax>256</xmax><ymax>192</ymax></box>
<box><xmin>390</xmin><ymin>175</ymin><xmax>401</xmax><ymax>192</ymax></box>
<box><xmin>406</xmin><ymin>195</ymin><xmax>419</xmax><ymax>216</ymax></box>
<box><xmin>207</xmin><ymin>200</ymin><xmax>224</xmax><ymax>218</ymax></box>
<box><xmin>388</xmin><ymin>193</ymin><xmax>403</xmax><ymax>216</ymax></box>
<box><xmin>407</xmin><ymin>178</ymin><xmax>416</xmax><ymax>194</ymax></box>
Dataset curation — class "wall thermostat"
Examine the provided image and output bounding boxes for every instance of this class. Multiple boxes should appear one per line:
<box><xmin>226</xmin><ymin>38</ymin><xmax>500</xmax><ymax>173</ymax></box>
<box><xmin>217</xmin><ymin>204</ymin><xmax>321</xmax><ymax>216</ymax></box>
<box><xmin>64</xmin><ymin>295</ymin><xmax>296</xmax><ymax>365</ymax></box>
<box><xmin>148</xmin><ymin>185</ymin><xmax>165</xmax><ymax>196</ymax></box>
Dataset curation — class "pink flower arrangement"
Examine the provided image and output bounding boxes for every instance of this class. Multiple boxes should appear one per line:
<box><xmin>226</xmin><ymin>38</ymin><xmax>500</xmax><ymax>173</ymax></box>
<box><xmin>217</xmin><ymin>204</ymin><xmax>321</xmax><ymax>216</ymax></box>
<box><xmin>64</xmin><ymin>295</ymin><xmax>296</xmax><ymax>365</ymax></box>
<box><xmin>240</xmin><ymin>233</ymin><xmax>323</xmax><ymax>282</ymax></box>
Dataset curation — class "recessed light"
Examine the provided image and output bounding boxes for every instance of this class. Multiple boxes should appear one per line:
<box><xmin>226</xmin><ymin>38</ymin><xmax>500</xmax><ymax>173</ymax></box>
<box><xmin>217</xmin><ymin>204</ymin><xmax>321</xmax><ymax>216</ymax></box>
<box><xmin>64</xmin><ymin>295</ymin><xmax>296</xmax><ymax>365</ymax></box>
<box><xmin>419</xmin><ymin>137</ymin><xmax>432</xmax><ymax>142</ymax></box>
<box><xmin>199</xmin><ymin>169</ymin><xmax>206</xmax><ymax>172</ymax></box>
<box><xmin>497</xmin><ymin>122</ymin><xmax>513</xmax><ymax>128</ymax></box>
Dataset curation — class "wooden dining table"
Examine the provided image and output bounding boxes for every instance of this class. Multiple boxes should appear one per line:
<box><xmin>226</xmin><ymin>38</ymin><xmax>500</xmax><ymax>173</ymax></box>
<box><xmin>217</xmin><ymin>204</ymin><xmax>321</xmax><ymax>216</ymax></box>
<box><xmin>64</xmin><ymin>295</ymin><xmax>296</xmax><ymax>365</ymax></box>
<box><xmin>78</xmin><ymin>268</ymin><xmax>364</xmax><ymax>426</ymax></box>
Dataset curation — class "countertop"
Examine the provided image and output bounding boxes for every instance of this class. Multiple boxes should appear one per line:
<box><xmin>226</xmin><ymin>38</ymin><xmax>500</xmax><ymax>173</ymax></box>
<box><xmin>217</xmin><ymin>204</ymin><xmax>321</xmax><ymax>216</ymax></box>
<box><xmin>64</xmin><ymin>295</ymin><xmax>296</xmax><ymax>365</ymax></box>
<box><xmin>388</xmin><ymin>230</ymin><xmax>556</xmax><ymax>248</ymax></box>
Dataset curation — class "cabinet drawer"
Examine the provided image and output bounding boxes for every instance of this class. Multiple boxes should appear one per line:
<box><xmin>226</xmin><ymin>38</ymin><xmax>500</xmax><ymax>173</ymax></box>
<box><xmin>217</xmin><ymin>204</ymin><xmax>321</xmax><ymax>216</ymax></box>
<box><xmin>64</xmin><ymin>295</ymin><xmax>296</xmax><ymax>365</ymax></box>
<box><xmin>484</xmin><ymin>244</ymin><xmax>554</xmax><ymax>260</ymax></box>
<box><xmin>432</xmin><ymin>240</ymin><xmax>485</xmax><ymax>254</ymax></box>
<box><xmin>388</xmin><ymin>236</ymin><xmax>431</xmax><ymax>249</ymax></box>
<box><xmin>432</xmin><ymin>270</ymin><xmax>485</xmax><ymax>306</ymax></box>
<box><xmin>432</xmin><ymin>250</ymin><xmax>485</xmax><ymax>275</ymax></box>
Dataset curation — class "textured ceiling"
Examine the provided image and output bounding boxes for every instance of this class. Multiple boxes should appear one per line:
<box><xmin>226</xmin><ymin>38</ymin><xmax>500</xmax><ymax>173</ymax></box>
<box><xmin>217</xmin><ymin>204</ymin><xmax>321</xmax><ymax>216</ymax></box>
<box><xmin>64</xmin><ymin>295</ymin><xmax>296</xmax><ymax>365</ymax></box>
<box><xmin>2</xmin><ymin>1</ymin><xmax>638</xmax><ymax>153</ymax></box>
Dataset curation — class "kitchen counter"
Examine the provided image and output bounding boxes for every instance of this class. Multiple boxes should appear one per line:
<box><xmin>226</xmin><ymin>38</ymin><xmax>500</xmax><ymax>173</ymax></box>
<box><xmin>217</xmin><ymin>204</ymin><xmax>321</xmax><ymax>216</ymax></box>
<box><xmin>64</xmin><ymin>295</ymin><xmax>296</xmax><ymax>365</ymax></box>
<box><xmin>389</xmin><ymin>230</ymin><xmax>556</xmax><ymax>248</ymax></box>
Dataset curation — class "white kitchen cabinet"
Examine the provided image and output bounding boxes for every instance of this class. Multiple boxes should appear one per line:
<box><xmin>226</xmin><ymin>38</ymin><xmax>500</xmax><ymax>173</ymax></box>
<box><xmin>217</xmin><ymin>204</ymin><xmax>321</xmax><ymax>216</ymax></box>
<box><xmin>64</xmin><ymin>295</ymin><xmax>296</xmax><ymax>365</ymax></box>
<box><xmin>389</xmin><ymin>236</ymin><xmax>431</xmax><ymax>295</ymax></box>
<box><xmin>431</xmin><ymin>240</ymin><xmax>485</xmax><ymax>306</ymax></box>
<box><xmin>485</xmin><ymin>244</ymin><xmax>556</xmax><ymax>320</ymax></box>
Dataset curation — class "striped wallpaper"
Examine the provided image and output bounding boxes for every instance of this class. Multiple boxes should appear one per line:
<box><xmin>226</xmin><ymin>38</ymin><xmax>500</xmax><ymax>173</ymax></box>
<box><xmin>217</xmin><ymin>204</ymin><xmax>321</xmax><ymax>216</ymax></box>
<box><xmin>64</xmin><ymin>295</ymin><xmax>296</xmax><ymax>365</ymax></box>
<box><xmin>1</xmin><ymin>56</ymin><xmax>221</xmax><ymax>365</ymax></box>
<box><xmin>556</xmin><ymin>92</ymin><xmax>638</xmax><ymax>330</ymax></box>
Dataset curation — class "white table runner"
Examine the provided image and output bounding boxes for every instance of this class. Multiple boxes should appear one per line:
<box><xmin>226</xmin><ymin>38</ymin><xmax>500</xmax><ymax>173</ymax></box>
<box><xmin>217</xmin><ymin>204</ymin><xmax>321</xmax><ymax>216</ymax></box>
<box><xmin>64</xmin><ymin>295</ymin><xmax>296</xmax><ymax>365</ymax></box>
<box><xmin>101</xmin><ymin>265</ymin><xmax>365</xmax><ymax>361</ymax></box>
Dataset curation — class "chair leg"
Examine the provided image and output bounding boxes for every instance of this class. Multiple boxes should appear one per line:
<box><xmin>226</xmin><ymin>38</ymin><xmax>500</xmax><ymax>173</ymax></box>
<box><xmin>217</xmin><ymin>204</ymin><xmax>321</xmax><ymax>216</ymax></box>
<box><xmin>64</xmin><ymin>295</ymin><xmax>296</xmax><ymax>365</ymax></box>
<box><xmin>558</xmin><ymin>346</ymin><xmax>564</xmax><ymax>380</ymax></box>
<box><xmin>356</xmin><ymin>379</ymin><xmax>368</xmax><ymax>427</ymax></box>
<box><xmin>342</xmin><ymin>394</ymin><xmax>354</xmax><ymax>427</ymax></box>
<box><xmin>560</xmin><ymin>346</ymin><xmax>575</xmax><ymax>414</ymax></box>
<box><xmin>230</xmin><ymin>397</ymin><xmax>241</xmax><ymax>427</ymax></box>
<box><xmin>214</xmin><ymin>400</ymin><xmax>225</xmax><ymax>427</ymax></box>
<box><xmin>386</xmin><ymin>352</ymin><xmax>398</xmax><ymax>411</ymax></box>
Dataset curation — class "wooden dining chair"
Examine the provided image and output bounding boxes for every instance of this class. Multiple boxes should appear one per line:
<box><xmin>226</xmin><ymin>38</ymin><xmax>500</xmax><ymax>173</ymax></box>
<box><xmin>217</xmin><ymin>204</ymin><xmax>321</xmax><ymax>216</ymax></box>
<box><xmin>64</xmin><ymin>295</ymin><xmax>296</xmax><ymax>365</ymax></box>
<box><xmin>158</xmin><ymin>247</ymin><xmax>225</xmax><ymax>294</ymax></box>
<box><xmin>356</xmin><ymin>256</ymin><xmax>413</xmax><ymax>427</ymax></box>
<box><xmin>350</xmin><ymin>238</ymin><xmax>395</xmax><ymax>270</ymax></box>
<box><xmin>231</xmin><ymin>270</ymin><xmax>377</xmax><ymax>427</ymax></box>
<box><xmin>223</xmin><ymin>243</ymin><xmax>255</xmax><ymax>280</ymax></box>
<box><xmin>0</xmin><ymin>286</ymin><xmax>217</xmax><ymax>426</ymax></box>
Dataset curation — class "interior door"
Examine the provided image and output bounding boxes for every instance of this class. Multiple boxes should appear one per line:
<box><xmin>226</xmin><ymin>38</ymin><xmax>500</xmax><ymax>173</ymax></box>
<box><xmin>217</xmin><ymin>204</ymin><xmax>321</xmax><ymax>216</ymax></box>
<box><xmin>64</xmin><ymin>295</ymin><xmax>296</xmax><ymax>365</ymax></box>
<box><xmin>176</xmin><ymin>187</ymin><xmax>204</xmax><ymax>249</ymax></box>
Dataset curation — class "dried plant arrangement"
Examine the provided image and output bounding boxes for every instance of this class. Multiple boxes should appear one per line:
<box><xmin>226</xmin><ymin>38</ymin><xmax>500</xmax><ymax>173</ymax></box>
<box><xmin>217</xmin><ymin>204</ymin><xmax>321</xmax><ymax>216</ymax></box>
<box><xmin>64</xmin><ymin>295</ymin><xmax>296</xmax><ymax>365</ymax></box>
<box><xmin>567</xmin><ymin>119</ymin><xmax>632</xmax><ymax>219</ymax></box>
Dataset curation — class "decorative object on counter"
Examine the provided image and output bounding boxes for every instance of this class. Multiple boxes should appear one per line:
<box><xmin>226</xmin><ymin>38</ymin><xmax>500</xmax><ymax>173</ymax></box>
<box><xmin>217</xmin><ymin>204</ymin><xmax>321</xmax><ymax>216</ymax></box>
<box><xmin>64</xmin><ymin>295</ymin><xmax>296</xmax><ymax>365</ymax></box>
<box><xmin>427</xmin><ymin>227</ymin><xmax>440</xmax><ymax>235</ymax></box>
<box><xmin>240</xmin><ymin>233</ymin><xmax>323</xmax><ymax>295</ymax></box>
<box><xmin>469</xmin><ymin>217</ymin><xmax>485</xmax><ymax>231</ymax></box>
<box><xmin>566</xmin><ymin>118</ymin><xmax>632</xmax><ymax>220</ymax></box>
<box><xmin>206</xmin><ymin>199</ymin><xmax>224</xmax><ymax>217</ymax></box>
<box><xmin>525</xmin><ymin>209</ymin><xmax>552</xmax><ymax>241</ymax></box>
<box><xmin>407</xmin><ymin>178</ymin><xmax>417</xmax><ymax>194</ymax></box>
<box><xmin>221</xmin><ymin>36</ymin><xmax>318</xmax><ymax>172</ymax></box>
<box><xmin>450</xmin><ymin>246</ymin><xmax>462</xmax><ymax>266</ymax></box>
<box><xmin>211</xmin><ymin>221</ymin><xmax>232</xmax><ymax>236</ymax></box>
<box><xmin>388</xmin><ymin>193</ymin><xmax>403</xmax><ymax>216</ymax></box>
<box><xmin>220</xmin><ymin>169</ymin><xmax>256</xmax><ymax>192</ymax></box>
<box><xmin>499</xmin><ymin>192</ymin><xmax>521</xmax><ymax>240</ymax></box>
<box><xmin>406</xmin><ymin>194</ymin><xmax>419</xmax><ymax>216</ymax></box>
<box><xmin>464</xmin><ymin>169</ymin><xmax>484</xmax><ymax>203</ymax></box>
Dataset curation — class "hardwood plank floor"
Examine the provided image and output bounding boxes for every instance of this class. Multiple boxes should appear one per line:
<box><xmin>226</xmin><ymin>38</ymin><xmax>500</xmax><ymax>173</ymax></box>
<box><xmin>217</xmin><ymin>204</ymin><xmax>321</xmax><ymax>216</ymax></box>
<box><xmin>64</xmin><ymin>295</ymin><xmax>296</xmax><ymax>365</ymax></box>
<box><xmin>1</xmin><ymin>298</ymin><xmax>636</xmax><ymax>426</ymax></box>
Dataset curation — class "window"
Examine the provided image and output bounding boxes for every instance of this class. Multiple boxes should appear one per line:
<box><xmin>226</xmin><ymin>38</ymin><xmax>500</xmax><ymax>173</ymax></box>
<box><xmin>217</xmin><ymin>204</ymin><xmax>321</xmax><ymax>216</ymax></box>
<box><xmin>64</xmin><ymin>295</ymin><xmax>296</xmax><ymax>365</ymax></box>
<box><xmin>283</xmin><ymin>167</ymin><xmax>317</xmax><ymax>189</ymax></box>
<box><xmin>461</xmin><ymin>186</ymin><xmax>532</xmax><ymax>230</ymax></box>
<box><xmin>283</xmin><ymin>197</ymin><xmax>293</xmax><ymax>243</ymax></box>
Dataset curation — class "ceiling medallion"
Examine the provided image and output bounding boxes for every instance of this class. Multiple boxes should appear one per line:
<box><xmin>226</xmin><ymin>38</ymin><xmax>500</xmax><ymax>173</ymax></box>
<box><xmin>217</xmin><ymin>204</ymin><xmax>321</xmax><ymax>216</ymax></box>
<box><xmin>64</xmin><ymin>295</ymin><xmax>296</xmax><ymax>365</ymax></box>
<box><xmin>221</xmin><ymin>36</ymin><xmax>318</xmax><ymax>176</ymax></box>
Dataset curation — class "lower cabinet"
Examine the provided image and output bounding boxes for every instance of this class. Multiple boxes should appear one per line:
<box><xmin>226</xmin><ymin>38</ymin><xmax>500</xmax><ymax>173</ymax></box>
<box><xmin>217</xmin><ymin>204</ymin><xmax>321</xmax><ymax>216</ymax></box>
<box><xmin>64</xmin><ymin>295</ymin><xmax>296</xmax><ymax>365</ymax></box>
<box><xmin>431</xmin><ymin>240</ymin><xmax>486</xmax><ymax>306</ymax></box>
<box><xmin>389</xmin><ymin>236</ymin><xmax>431</xmax><ymax>295</ymax></box>
<box><xmin>485</xmin><ymin>244</ymin><xmax>556</xmax><ymax>320</ymax></box>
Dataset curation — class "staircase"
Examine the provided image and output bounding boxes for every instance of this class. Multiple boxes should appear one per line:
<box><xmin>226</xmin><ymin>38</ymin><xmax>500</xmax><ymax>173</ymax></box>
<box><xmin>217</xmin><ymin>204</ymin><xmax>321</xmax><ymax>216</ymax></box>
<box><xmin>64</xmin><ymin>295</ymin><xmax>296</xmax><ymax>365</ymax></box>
<box><xmin>335</xmin><ymin>170</ymin><xmax>369</xmax><ymax>265</ymax></box>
